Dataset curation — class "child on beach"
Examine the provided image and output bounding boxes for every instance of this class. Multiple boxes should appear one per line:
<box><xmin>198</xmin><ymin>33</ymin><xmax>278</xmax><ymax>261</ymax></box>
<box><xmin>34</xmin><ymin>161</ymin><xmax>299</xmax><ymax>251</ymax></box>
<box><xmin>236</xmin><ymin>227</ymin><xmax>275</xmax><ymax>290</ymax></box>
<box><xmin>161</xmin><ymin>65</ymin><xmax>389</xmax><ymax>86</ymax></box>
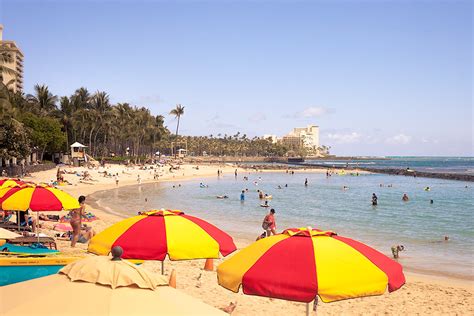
<box><xmin>391</xmin><ymin>245</ymin><xmax>405</xmax><ymax>259</ymax></box>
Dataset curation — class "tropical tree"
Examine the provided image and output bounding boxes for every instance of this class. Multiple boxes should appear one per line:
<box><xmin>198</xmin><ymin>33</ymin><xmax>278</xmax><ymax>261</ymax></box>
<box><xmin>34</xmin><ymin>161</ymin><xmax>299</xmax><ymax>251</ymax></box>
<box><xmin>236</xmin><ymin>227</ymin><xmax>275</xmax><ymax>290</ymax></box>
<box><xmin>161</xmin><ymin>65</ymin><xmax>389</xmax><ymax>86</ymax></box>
<box><xmin>0</xmin><ymin>49</ymin><xmax>16</xmax><ymax>83</ymax></box>
<box><xmin>169</xmin><ymin>104</ymin><xmax>185</xmax><ymax>136</ymax></box>
<box><xmin>26</xmin><ymin>84</ymin><xmax>58</xmax><ymax>115</ymax></box>
<box><xmin>0</xmin><ymin>118</ymin><xmax>30</xmax><ymax>160</ymax></box>
<box><xmin>21</xmin><ymin>112</ymin><xmax>66</xmax><ymax>160</ymax></box>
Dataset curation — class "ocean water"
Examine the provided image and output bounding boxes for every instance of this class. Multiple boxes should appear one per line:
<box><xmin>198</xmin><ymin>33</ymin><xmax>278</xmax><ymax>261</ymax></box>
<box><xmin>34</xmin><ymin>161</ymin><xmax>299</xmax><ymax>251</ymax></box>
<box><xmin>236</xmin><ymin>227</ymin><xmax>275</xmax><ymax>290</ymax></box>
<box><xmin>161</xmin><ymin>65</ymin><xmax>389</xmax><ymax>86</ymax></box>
<box><xmin>304</xmin><ymin>156</ymin><xmax>474</xmax><ymax>175</ymax></box>
<box><xmin>91</xmin><ymin>171</ymin><xmax>474</xmax><ymax>280</ymax></box>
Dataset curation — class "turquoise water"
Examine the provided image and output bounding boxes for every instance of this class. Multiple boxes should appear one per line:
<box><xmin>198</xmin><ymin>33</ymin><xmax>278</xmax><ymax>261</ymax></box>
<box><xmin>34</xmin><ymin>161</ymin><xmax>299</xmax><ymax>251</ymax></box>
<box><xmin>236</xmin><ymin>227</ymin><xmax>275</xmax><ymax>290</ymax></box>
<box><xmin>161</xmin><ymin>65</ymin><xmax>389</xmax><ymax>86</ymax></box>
<box><xmin>92</xmin><ymin>171</ymin><xmax>474</xmax><ymax>280</ymax></box>
<box><xmin>304</xmin><ymin>156</ymin><xmax>474</xmax><ymax>174</ymax></box>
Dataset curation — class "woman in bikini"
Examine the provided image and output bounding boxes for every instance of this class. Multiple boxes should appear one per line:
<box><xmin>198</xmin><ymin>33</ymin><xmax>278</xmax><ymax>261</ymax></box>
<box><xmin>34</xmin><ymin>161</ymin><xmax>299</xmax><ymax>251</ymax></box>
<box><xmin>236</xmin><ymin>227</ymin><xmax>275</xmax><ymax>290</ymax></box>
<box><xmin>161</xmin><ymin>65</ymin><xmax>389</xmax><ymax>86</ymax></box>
<box><xmin>70</xmin><ymin>195</ymin><xmax>86</xmax><ymax>247</ymax></box>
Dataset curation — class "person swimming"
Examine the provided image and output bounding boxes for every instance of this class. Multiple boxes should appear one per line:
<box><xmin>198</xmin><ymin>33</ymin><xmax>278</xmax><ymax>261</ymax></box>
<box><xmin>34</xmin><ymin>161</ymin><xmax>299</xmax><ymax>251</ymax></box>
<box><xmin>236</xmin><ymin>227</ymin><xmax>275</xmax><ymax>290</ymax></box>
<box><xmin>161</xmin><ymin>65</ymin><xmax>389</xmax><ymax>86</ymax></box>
<box><xmin>424</xmin><ymin>186</ymin><xmax>431</xmax><ymax>191</ymax></box>
<box><xmin>402</xmin><ymin>193</ymin><xmax>409</xmax><ymax>201</ymax></box>
<box><xmin>216</xmin><ymin>195</ymin><xmax>229</xmax><ymax>199</ymax></box>
<box><xmin>261</xmin><ymin>200</ymin><xmax>269</xmax><ymax>207</ymax></box>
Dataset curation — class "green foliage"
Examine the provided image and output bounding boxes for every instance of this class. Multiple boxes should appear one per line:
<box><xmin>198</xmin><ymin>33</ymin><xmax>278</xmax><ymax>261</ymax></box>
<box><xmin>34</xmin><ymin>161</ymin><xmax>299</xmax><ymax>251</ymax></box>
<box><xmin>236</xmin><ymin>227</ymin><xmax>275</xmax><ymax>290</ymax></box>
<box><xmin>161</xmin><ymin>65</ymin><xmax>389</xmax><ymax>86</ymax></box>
<box><xmin>182</xmin><ymin>134</ymin><xmax>289</xmax><ymax>157</ymax></box>
<box><xmin>21</xmin><ymin>112</ymin><xmax>66</xmax><ymax>156</ymax></box>
<box><xmin>0</xmin><ymin>118</ymin><xmax>31</xmax><ymax>159</ymax></box>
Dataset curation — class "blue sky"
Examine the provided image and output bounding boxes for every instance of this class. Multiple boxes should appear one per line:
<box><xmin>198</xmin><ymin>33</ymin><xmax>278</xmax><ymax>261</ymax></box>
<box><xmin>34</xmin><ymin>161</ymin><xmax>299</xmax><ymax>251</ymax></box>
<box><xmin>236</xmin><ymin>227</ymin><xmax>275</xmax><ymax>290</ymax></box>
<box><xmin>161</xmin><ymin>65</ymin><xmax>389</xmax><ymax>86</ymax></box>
<box><xmin>1</xmin><ymin>0</ymin><xmax>472</xmax><ymax>156</ymax></box>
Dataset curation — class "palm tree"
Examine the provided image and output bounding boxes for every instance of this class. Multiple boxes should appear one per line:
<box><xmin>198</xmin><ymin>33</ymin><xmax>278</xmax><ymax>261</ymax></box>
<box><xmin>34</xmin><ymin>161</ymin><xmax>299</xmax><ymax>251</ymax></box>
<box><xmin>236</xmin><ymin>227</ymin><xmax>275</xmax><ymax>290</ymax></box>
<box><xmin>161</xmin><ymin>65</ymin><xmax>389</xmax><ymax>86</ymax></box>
<box><xmin>26</xmin><ymin>84</ymin><xmax>58</xmax><ymax>115</ymax></box>
<box><xmin>169</xmin><ymin>104</ymin><xmax>185</xmax><ymax>136</ymax></box>
<box><xmin>0</xmin><ymin>50</ymin><xmax>16</xmax><ymax>82</ymax></box>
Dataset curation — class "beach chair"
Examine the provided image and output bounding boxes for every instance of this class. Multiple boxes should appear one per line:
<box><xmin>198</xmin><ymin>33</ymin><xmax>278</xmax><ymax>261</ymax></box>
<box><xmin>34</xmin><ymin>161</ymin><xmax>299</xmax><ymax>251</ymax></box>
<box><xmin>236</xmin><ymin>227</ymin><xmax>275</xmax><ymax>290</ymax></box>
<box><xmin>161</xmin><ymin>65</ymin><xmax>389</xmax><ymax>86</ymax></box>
<box><xmin>6</xmin><ymin>237</ymin><xmax>57</xmax><ymax>250</ymax></box>
<box><xmin>0</xmin><ymin>223</ymin><xmax>31</xmax><ymax>232</ymax></box>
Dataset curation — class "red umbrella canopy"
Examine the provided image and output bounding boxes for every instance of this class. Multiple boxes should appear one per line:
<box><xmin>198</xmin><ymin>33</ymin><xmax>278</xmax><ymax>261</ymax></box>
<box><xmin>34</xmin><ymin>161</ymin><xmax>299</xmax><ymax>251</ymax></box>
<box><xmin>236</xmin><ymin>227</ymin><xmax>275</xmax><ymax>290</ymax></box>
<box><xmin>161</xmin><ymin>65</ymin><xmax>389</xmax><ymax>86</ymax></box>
<box><xmin>217</xmin><ymin>227</ymin><xmax>405</xmax><ymax>303</ymax></box>
<box><xmin>88</xmin><ymin>210</ymin><xmax>237</xmax><ymax>260</ymax></box>
<box><xmin>0</xmin><ymin>184</ymin><xmax>80</xmax><ymax>212</ymax></box>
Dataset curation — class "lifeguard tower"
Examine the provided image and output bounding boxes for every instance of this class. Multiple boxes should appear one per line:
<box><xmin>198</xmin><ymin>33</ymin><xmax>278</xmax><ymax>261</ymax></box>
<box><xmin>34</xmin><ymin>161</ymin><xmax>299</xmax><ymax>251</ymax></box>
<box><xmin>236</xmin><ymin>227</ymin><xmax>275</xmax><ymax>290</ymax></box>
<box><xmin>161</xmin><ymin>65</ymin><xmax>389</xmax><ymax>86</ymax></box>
<box><xmin>70</xmin><ymin>142</ymin><xmax>87</xmax><ymax>166</ymax></box>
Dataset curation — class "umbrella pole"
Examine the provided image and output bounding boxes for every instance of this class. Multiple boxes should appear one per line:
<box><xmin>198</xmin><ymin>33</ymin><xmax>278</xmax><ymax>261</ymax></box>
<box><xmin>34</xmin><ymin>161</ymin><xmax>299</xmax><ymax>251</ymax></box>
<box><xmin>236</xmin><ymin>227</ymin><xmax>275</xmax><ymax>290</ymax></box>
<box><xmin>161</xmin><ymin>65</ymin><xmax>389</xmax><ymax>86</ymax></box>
<box><xmin>17</xmin><ymin>211</ymin><xmax>20</xmax><ymax>231</ymax></box>
<box><xmin>306</xmin><ymin>303</ymin><xmax>309</xmax><ymax>316</ymax></box>
<box><xmin>161</xmin><ymin>260</ymin><xmax>165</xmax><ymax>275</ymax></box>
<box><xmin>36</xmin><ymin>211</ymin><xmax>39</xmax><ymax>243</ymax></box>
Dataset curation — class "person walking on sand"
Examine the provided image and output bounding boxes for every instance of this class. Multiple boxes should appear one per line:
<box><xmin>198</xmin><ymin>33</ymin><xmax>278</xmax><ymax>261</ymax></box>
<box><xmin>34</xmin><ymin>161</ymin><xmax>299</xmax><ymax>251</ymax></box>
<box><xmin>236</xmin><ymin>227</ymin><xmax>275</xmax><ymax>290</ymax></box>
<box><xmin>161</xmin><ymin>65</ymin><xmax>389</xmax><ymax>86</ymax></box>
<box><xmin>70</xmin><ymin>195</ymin><xmax>86</xmax><ymax>247</ymax></box>
<box><xmin>137</xmin><ymin>174</ymin><xmax>141</xmax><ymax>184</ymax></box>
<box><xmin>262</xmin><ymin>209</ymin><xmax>276</xmax><ymax>236</ymax></box>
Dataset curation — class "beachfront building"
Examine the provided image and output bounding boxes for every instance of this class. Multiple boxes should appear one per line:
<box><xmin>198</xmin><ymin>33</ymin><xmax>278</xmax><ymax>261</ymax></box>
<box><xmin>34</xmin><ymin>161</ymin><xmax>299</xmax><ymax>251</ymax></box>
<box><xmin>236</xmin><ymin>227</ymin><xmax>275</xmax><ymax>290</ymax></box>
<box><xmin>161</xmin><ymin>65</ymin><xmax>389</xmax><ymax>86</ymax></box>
<box><xmin>281</xmin><ymin>125</ymin><xmax>320</xmax><ymax>150</ymax></box>
<box><xmin>0</xmin><ymin>24</ymin><xmax>24</xmax><ymax>93</ymax></box>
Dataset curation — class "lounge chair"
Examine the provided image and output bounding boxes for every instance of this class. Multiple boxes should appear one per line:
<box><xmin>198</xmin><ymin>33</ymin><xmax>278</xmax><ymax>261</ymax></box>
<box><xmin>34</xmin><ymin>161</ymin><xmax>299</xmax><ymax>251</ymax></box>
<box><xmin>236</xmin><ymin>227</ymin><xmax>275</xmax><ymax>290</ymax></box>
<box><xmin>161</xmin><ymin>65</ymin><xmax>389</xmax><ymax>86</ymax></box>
<box><xmin>6</xmin><ymin>237</ymin><xmax>57</xmax><ymax>250</ymax></box>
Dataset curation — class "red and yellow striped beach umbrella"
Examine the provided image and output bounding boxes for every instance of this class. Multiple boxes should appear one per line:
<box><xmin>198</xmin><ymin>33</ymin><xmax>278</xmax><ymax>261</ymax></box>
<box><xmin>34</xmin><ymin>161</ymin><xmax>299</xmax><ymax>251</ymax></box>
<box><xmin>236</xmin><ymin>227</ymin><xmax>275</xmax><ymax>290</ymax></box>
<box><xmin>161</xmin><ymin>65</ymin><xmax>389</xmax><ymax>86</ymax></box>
<box><xmin>0</xmin><ymin>178</ymin><xmax>31</xmax><ymax>189</ymax></box>
<box><xmin>88</xmin><ymin>210</ymin><xmax>237</xmax><ymax>261</ymax></box>
<box><xmin>0</xmin><ymin>184</ymin><xmax>80</xmax><ymax>211</ymax></box>
<box><xmin>217</xmin><ymin>227</ymin><xmax>405</xmax><ymax>305</ymax></box>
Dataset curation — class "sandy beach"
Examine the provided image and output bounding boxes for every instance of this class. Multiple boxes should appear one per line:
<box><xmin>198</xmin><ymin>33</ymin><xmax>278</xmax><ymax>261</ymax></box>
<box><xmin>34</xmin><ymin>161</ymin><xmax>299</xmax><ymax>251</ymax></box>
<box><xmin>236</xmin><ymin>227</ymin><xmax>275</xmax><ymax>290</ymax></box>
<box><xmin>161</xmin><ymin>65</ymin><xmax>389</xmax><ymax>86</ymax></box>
<box><xmin>20</xmin><ymin>164</ymin><xmax>474</xmax><ymax>315</ymax></box>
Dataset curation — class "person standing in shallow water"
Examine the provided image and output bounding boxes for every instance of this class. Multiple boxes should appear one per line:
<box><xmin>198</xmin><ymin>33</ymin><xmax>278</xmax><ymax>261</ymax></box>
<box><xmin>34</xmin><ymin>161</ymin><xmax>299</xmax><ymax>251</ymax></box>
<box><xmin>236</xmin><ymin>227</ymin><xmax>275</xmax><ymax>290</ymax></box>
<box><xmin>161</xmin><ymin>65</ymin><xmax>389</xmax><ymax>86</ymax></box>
<box><xmin>240</xmin><ymin>190</ymin><xmax>245</xmax><ymax>201</ymax></box>
<box><xmin>372</xmin><ymin>193</ymin><xmax>378</xmax><ymax>206</ymax></box>
<box><xmin>304</xmin><ymin>178</ymin><xmax>308</xmax><ymax>186</ymax></box>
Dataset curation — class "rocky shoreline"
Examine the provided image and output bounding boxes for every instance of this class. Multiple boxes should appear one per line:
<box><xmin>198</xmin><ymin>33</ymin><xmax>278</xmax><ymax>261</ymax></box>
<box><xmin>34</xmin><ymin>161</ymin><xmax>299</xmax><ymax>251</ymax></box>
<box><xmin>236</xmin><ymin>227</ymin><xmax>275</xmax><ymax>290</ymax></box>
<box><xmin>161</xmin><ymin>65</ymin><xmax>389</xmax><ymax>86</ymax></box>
<box><xmin>296</xmin><ymin>163</ymin><xmax>474</xmax><ymax>182</ymax></box>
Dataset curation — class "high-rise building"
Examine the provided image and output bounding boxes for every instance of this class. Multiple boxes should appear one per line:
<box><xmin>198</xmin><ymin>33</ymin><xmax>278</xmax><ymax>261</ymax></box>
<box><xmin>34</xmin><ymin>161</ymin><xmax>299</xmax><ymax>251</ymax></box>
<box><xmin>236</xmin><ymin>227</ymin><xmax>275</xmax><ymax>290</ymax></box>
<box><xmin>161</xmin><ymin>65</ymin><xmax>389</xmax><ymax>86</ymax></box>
<box><xmin>284</xmin><ymin>125</ymin><xmax>320</xmax><ymax>149</ymax></box>
<box><xmin>0</xmin><ymin>24</ymin><xmax>24</xmax><ymax>93</ymax></box>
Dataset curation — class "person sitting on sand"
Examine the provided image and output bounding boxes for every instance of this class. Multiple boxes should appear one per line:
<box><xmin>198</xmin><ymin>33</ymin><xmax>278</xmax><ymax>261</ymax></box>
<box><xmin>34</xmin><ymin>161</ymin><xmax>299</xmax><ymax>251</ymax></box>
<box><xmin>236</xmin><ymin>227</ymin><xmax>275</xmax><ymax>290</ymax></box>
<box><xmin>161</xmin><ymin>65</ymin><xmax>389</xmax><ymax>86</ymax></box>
<box><xmin>391</xmin><ymin>245</ymin><xmax>405</xmax><ymax>259</ymax></box>
<box><xmin>402</xmin><ymin>193</ymin><xmax>409</xmax><ymax>201</ymax></box>
<box><xmin>71</xmin><ymin>225</ymin><xmax>95</xmax><ymax>244</ymax></box>
<box><xmin>19</xmin><ymin>210</ymin><xmax>37</xmax><ymax>232</ymax></box>
<box><xmin>262</xmin><ymin>208</ymin><xmax>276</xmax><ymax>236</ymax></box>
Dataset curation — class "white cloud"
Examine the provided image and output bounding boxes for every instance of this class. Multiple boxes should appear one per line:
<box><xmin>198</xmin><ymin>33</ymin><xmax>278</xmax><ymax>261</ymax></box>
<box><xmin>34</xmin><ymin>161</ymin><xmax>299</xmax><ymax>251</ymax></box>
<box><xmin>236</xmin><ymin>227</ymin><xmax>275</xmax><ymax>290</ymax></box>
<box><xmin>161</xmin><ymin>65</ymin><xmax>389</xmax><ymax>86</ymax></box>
<box><xmin>301</xmin><ymin>106</ymin><xmax>330</xmax><ymax>118</ymax></box>
<box><xmin>326</xmin><ymin>132</ymin><xmax>362</xmax><ymax>144</ymax></box>
<box><xmin>385</xmin><ymin>133</ymin><xmax>412</xmax><ymax>145</ymax></box>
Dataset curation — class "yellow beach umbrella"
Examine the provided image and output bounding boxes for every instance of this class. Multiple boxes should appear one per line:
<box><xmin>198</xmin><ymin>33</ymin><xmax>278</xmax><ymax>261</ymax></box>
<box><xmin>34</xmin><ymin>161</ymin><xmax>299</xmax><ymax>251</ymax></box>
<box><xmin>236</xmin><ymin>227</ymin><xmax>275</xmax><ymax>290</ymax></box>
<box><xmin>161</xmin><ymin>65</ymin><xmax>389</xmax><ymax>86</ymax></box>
<box><xmin>89</xmin><ymin>209</ymin><xmax>236</xmax><ymax>260</ymax></box>
<box><xmin>0</xmin><ymin>178</ymin><xmax>31</xmax><ymax>189</ymax></box>
<box><xmin>217</xmin><ymin>227</ymin><xmax>405</xmax><ymax>315</ymax></box>
<box><xmin>0</xmin><ymin>250</ymin><xmax>226</xmax><ymax>316</ymax></box>
<box><xmin>0</xmin><ymin>184</ymin><xmax>79</xmax><ymax>211</ymax></box>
